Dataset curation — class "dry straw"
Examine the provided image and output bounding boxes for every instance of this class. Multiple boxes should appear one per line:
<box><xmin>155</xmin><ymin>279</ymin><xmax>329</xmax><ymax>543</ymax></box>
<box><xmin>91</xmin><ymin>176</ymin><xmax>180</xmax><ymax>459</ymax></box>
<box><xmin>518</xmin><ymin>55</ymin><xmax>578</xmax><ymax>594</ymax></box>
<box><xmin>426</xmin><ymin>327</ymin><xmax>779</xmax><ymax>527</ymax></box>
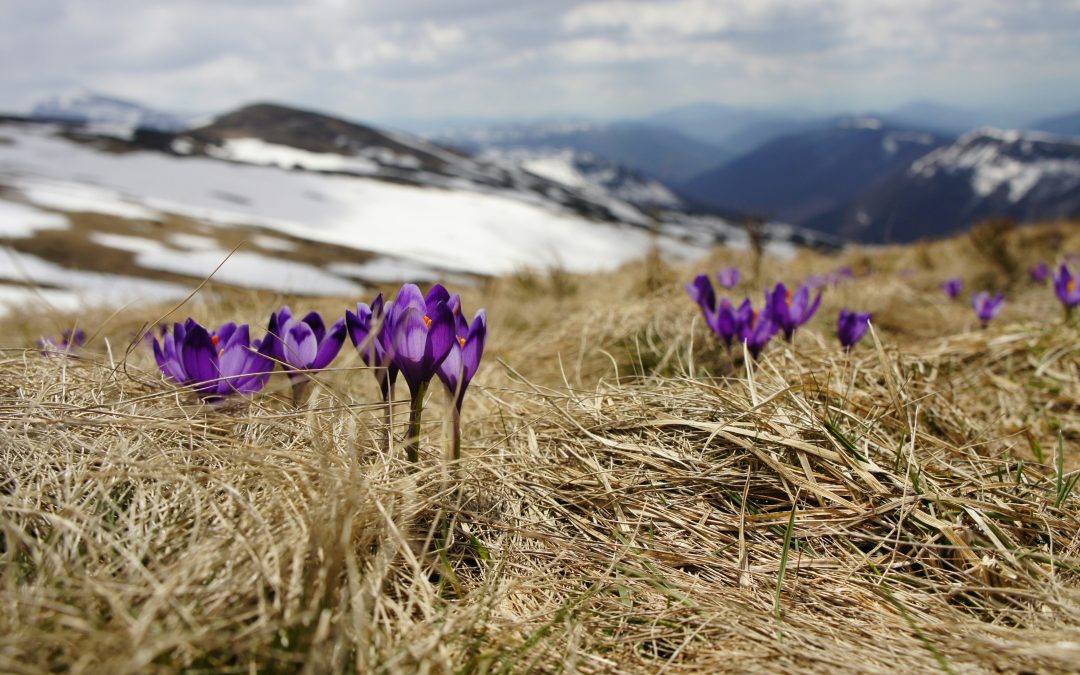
<box><xmin>1</xmin><ymin>222</ymin><xmax>1079</xmax><ymax>673</ymax></box>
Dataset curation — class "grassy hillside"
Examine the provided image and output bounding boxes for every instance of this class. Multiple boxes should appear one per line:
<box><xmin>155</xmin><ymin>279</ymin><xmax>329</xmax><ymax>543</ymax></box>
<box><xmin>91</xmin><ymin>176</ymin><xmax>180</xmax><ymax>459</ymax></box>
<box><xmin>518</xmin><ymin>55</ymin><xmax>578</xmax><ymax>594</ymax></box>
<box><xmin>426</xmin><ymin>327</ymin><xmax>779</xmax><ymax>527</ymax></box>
<box><xmin>2</xmin><ymin>221</ymin><xmax>1080</xmax><ymax>672</ymax></box>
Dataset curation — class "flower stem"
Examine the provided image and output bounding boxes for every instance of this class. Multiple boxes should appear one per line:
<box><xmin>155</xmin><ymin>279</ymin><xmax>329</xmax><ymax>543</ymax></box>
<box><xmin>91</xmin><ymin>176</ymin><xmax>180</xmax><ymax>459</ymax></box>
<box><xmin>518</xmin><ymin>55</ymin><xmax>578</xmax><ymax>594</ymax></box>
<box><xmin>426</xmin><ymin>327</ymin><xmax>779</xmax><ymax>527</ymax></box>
<box><xmin>451</xmin><ymin>404</ymin><xmax>462</xmax><ymax>462</ymax></box>
<box><xmin>405</xmin><ymin>381</ymin><xmax>427</xmax><ymax>463</ymax></box>
<box><xmin>291</xmin><ymin>377</ymin><xmax>311</xmax><ymax>406</ymax></box>
<box><xmin>380</xmin><ymin>374</ymin><xmax>394</xmax><ymax>454</ymax></box>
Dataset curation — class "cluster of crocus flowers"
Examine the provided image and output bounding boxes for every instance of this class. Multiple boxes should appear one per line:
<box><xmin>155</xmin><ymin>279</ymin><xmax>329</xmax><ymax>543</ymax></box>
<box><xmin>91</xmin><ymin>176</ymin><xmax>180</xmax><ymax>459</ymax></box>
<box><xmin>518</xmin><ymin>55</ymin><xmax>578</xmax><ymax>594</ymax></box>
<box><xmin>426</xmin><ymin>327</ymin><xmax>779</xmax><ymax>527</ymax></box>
<box><xmin>941</xmin><ymin>278</ymin><xmax>964</xmax><ymax>299</ymax></box>
<box><xmin>686</xmin><ymin>274</ymin><xmax>783</xmax><ymax>359</ymax></box>
<box><xmin>150</xmin><ymin>319</ymin><xmax>273</xmax><ymax>400</ymax></box>
<box><xmin>837</xmin><ymin>310</ymin><xmax>872</xmax><ymax>351</ymax></box>
<box><xmin>37</xmin><ymin>328</ymin><xmax>85</xmax><ymax>357</ymax></box>
<box><xmin>148</xmin><ymin>283</ymin><xmax>486</xmax><ymax>462</ymax></box>
<box><xmin>972</xmin><ymin>292</ymin><xmax>1005</xmax><ymax>327</ymax></box>
<box><xmin>345</xmin><ymin>283</ymin><xmax>487</xmax><ymax>461</ymax></box>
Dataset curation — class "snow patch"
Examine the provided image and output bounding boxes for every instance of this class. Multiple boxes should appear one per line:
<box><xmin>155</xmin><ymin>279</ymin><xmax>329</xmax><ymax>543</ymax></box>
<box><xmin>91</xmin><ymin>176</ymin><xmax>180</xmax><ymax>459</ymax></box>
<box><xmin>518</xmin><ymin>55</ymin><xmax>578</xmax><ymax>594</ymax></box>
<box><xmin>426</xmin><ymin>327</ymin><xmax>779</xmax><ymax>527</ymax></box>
<box><xmin>249</xmin><ymin>234</ymin><xmax>296</xmax><ymax>251</ymax></box>
<box><xmin>0</xmin><ymin>199</ymin><xmax>68</xmax><ymax>238</ymax></box>
<box><xmin>207</xmin><ymin>138</ymin><xmax>380</xmax><ymax>174</ymax></box>
<box><xmin>8</xmin><ymin>177</ymin><xmax>161</xmax><ymax>221</ymax></box>
<box><xmin>169</xmin><ymin>233</ymin><xmax>220</xmax><ymax>250</ymax></box>
<box><xmin>90</xmin><ymin>232</ymin><xmax>169</xmax><ymax>255</ymax></box>
<box><xmin>0</xmin><ymin>249</ymin><xmax>190</xmax><ymax>314</ymax></box>
<box><xmin>329</xmin><ymin>258</ymin><xmax>446</xmax><ymax>283</ymax></box>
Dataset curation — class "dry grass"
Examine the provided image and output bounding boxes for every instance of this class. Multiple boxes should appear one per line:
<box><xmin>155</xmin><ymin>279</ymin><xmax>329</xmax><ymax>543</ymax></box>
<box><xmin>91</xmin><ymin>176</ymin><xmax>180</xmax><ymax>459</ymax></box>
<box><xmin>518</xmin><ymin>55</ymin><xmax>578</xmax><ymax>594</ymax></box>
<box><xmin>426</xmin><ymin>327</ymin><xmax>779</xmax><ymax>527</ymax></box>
<box><xmin>2</xmin><ymin>222</ymin><xmax>1080</xmax><ymax>673</ymax></box>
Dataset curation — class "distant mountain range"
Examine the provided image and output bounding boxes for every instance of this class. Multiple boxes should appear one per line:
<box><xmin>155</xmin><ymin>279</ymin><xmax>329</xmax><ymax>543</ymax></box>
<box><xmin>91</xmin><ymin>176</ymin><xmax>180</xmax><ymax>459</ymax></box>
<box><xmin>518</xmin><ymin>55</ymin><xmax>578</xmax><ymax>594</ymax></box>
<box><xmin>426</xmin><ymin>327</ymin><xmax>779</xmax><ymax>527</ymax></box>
<box><xmin>432</xmin><ymin>120</ymin><xmax>727</xmax><ymax>185</ymax></box>
<box><xmin>804</xmin><ymin>129</ymin><xmax>1080</xmax><ymax>242</ymax></box>
<box><xmin>2</xmin><ymin>95</ymin><xmax>841</xmax><ymax>312</ymax></box>
<box><xmin>17</xmin><ymin>91</ymin><xmax>1080</xmax><ymax>245</ymax></box>
<box><xmin>679</xmin><ymin>117</ymin><xmax>951</xmax><ymax>225</ymax></box>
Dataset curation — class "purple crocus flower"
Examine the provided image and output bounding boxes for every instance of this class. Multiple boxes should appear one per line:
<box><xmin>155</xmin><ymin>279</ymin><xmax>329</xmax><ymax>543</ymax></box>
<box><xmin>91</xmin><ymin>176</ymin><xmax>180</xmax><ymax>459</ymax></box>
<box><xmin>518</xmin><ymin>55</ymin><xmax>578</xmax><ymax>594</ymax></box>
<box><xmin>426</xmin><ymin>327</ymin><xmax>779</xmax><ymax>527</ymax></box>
<box><xmin>345</xmin><ymin>293</ymin><xmax>397</xmax><ymax>399</ymax></box>
<box><xmin>385</xmin><ymin>283</ymin><xmax>456</xmax><ymax>461</ymax></box>
<box><xmin>438</xmin><ymin>297</ymin><xmax>487</xmax><ymax>461</ymax></box>
<box><xmin>265</xmin><ymin>306</ymin><xmax>347</xmax><ymax>378</ymax></box>
<box><xmin>740</xmin><ymin>307</ymin><xmax>779</xmax><ymax>360</ymax></box>
<box><xmin>37</xmin><ymin>328</ymin><xmax>86</xmax><ymax>356</ymax></box>
<box><xmin>437</xmin><ymin>298</ymin><xmax>487</xmax><ymax>412</ymax></box>
<box><xmin>941</xmin><ymin>278</ymin><xmax>963</xmax><ymax>299</ymax></box>
<box><xmin>150</xmin><ymin>318</ymin><xmax>272</xmax><ymax>400</ymax></box>
<box><xmin>1030</xmin><ymin>262</ymin><xmax>1049</xmax><ymax>284</ymax></box>
<box><xmin>1053</xmin><ymin>264</ymin><xmax>1080</xmax><ymax>315</ymax></box>
<box><xmin>767</xmin><ymin>283</ymin><xmax>822</xmax><ymax>341</ymax></box>
<box><xmin>837</xmin><ymin>309</ymin><xmax>872</xmax><ymax>351</ymax></box>
<box><xmin>711</xmin><ymin>298</ymin><xmax>753</xmax><ymax>348</ymax></box>
<box><xmin>972</xmin><ymin>292</ymin><xmax>1005</xmax><ymax>327</ymax></box>
<box><xmin>387</xmin><ymin>284</ymin><xmax>455</xmax><ymax>395</ymax></box>
<box><xmin>686</xmin><ymin>274</ymin><xmax>717</xmax><ymax>316</ymax></box>
<box><xmin>833</xmin><ymin>266</ymin><xmax>855</xmax><ymax>281</ymax></box>
<box><xmin>716</xmin><ymin>267</ymin><xmax>740</xmax><ymax>290</ymax></box>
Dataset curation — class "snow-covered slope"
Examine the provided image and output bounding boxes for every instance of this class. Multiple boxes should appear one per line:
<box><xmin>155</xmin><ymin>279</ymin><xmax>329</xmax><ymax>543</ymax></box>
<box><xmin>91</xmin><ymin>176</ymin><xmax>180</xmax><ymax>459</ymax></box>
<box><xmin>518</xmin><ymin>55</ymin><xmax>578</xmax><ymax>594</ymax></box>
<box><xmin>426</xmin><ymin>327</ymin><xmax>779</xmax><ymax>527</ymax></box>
<box><xmin>804</xmin><ymin>128</ymin><xmax>1080</xmax><ymax>242</ymax></box>
<box><xmin>0</xmin><ymin>120</ymin><xmax>705</xmax><ymax>314</ymax></box>
<box><xmin>0</xmin><ymin>123</ymin><xmax>680</xmax><ymax>272</ymax></box>
<box><xmin>0</xmin><ymin>101</ymin><xmax>820</xmax><ymax>316</ymax></box>
<box><xmin>909</xmin><ymin>128</ymin><xmax>1080</xmax><ymax>202</ymax></box>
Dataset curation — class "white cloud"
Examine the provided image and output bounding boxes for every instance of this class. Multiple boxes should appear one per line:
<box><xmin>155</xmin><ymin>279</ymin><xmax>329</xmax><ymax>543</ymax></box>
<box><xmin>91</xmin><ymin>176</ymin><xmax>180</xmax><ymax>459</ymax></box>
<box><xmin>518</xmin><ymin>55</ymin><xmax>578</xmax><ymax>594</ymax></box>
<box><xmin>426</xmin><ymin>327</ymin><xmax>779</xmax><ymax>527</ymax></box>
<box><xmin>0</xmin><ymin>0</ymin><xmax>1078</xmax><ymax>120</ymax></box>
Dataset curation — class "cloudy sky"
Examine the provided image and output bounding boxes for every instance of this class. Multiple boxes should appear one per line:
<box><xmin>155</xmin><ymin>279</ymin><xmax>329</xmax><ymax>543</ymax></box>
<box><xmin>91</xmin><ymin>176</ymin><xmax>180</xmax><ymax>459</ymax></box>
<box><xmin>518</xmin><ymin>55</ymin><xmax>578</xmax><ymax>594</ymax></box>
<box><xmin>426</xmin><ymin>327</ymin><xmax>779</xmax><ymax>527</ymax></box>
<box><xmin>3</xmin><ymin>0</ymin><xmax>1080</xmax><ymax>125</ymax></box>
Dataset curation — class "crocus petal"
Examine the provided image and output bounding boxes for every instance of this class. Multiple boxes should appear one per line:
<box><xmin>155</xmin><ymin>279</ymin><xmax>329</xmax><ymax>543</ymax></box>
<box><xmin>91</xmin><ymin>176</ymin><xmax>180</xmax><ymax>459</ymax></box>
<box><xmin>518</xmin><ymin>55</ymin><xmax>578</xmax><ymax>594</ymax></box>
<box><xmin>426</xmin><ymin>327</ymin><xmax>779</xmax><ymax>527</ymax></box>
<box><xmin>153</xmin><ymin>336</ymin><xmax>186</xmax><ymax>382</ymax></box>
<box><xmin>311</xmin><ymin>318</ymin><xmax>347</xmax><ymax>370</ymax></box>
<box><xmin>216</xmin><ymin>342</ymin><xmax>253</xmax><ymax>395</ymax></box>
<box><xmin>425</xmin><ymin>284</ymin><xmax>451</xmax><ymax>315</ymax></box>
<box><xmin>790</xmin><ymin>286</ymin><xmax>809</xmax><ymax>317</ymax></box>
<box><xmin>461</xmin><ymin>310</ymin><xmax>487</xmax><ymax>382</ymax></box>
<box><xmin>424</xmin><ymin>301</ymin><xmax>456</xmax><ymax>373</ymax></box>
<box><xmin>215</xmin><ymin>322</ymin><xmax>238</xmax><ymax>347</ymax></box>
<box><xmin>447</xmin><ymin>293</ymin><xmax>469</xmax><ymax>336</ymax></box>
<box><xmin>395</xmin><ymin>284</ymin><xmax>426</xmax><ymax>314</ymax></box>
<box><xmin>346</xmin><ymin>306</ymin><xmax>373</xmax><ymax>361</ymax></box>
<box><xmin>180</xmin><ymin>323</ymin><xmax>218</xmax><ymax>386</ymax></box>
<box><xmin>437</xmin><ymin>341</ymin><xmax>463</xmax><ymax>398</ymax></box>
<box><xmin>802</xmin><ymin>290</ymin><xmax>823</xmax><ymax>324</ymax></box>
<box><xmin>302</xmin><ymin>311</ymin><xmax>326</xmax><ymax>344</ymax></box>
<box><xmin>221</xmin><ymin>323</ymin><xmax>250</xmax><ymax>352</ymax></box>
<box><xmin>283</xmin><ymin>320</ymin><xmax>318</xmax><ymax>369</ymax></box>
<box><xmin>394</xmin><ymin>307</ymin><xmax>428</xmax><ymax>362</ymax></box>
<box><xmin>685</xmin><ymin>274</ymin><xmax>716</xmax><ymax>314</ymax></box>
<box><xmin>392</xmin><ymin>307</ymin><xmax>428</xmax><ymax>390</ymax></box>
<box><xmin>266</xmin><ymin>309</ymin><xmax>287</xmax><ymax>362</ymax></box>
<box><xmin>716</xmin><ymin>267</ymin><xmax>740</xmax><ymax>289</ymax></box>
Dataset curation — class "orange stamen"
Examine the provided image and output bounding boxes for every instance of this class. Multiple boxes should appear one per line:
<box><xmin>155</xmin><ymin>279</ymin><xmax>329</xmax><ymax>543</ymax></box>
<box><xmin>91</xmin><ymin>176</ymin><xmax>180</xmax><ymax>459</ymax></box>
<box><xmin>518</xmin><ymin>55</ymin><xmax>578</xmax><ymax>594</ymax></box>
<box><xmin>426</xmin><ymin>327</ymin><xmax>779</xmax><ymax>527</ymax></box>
<box><xmin>423</xmin><ymin>315</ymin><xmax>432</xmax><ymax>328</ymax></box>
<box><xmin>458</xmin><ymin>336</ymin><xmax>466</xmax><ymax>348</ymax></box>
<box><xmin>211</xmin><ymin>335</ymin><xmax>219</xmax><ymax>347</ymax></box>
<box><xmin>785</xmin><ymin>289</ymin><xmax>793</xmax><ymax>305</ymax></box>
<box><xmin>1070</xmin><ymin>279</ymin><xmax>1077</xmax><ymax>293</ymax></box>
